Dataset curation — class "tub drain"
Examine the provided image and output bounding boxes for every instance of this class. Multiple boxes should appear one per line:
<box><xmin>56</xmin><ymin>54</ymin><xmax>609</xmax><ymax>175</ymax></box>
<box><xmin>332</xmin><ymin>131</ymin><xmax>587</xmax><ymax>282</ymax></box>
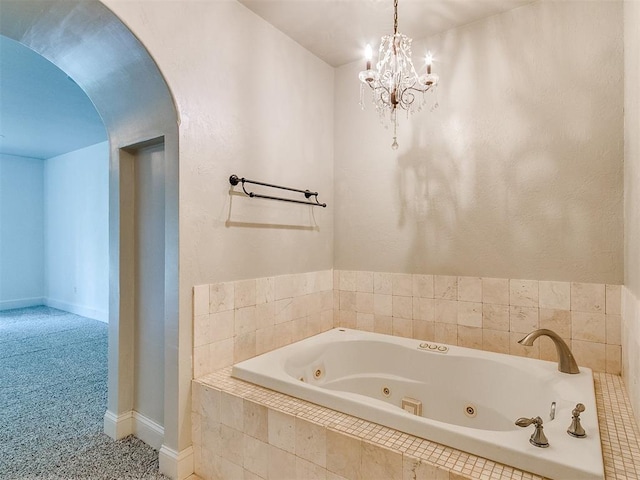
<box><xmin>464</xmin><ymin>404</ymin><xmax>477</xmax><ymax>418</ymax></box>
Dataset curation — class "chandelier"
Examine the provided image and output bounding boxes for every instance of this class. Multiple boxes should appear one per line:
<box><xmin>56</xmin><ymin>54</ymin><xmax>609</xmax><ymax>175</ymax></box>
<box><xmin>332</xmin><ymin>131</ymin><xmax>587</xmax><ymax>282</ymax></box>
<box><xmin>359</xmin><ymin>0</ymin><xmax>439</xmax><ymax>149</ymax></box>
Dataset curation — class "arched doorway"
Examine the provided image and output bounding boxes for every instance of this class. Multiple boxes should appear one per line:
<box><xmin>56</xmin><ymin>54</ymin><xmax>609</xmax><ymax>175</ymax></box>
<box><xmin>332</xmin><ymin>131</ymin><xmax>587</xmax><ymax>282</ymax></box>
<box><xmin>0</xmin><ymin>1</ymin><xmax>183</xmax><ymax>477</ymax></box>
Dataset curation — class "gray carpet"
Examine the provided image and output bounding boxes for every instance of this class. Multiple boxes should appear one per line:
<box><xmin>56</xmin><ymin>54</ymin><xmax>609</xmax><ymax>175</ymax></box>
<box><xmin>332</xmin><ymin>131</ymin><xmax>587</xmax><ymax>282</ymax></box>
<box><xmin>0</xmin><ymin>306</ymin><xmax>170</xmax><ymax>479</ymax></box>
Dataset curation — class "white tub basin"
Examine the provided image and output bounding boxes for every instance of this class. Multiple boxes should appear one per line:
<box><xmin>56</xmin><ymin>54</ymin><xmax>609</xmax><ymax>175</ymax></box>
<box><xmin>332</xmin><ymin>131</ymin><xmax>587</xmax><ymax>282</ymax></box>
<box><xmin>232</xmin><ymin>328</ymin><xmax>603</xmax><ymax>480</ymax></box>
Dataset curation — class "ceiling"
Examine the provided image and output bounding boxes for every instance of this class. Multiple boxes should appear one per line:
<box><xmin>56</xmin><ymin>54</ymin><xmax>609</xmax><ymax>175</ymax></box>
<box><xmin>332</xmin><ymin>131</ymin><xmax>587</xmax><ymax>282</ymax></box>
<box><xmin>0</xmin><ymin>35</ymin><xmax>106</xmax><ymax>160</ymax></box>
<box><xmin>0</xmin><ymin>1</ymin><xmax>532</xmax><ymax>160</ymax></box>
<box><xmin>238</xmin><ymin>0</ymin><xmax>534</xmax><ymax>67</ymax></box>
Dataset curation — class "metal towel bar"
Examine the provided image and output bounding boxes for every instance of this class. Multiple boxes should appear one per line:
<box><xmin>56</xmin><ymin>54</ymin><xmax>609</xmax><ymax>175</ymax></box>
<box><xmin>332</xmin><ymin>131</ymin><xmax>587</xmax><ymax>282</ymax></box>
<box><xmin>229</xmin><ymin>175</ymin><xmax>327</xmax><ymax>208</ymax></box>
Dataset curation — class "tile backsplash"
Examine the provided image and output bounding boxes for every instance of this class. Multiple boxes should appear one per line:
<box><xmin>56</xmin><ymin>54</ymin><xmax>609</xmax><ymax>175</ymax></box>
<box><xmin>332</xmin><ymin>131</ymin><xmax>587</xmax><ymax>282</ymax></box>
<box><xmin>334</xmin><ymin>271</ymin><xmax>621</xmax><ymax>375</ymax></box>
<box><xmin>192</xmin><ymin>270</ymin><xmax>334</xmax><ymax>378</ymax></box>
<box><xmin>193</xmin><ymin>270</ymin><xmax>622</xmax><ymax>378</ymax></box>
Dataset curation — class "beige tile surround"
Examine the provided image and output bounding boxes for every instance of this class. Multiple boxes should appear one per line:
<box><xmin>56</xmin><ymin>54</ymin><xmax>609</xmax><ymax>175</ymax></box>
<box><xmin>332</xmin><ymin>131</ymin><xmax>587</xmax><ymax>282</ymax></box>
<box><xmin>622</xmin><ymin>286</ymin><xmax>640</xmax><ymax>440</ymax></box>
<box><xmin>193</xmin><ymin>270</ymin><xmax>334</xmax><ymax>378</ymax></box>
<box><xmin>193</xmin><ymin>368</ymin><xmax>640</xmax><ymax>480</ymax></box>
<box><xmin>334</xmin><ymin>271</ymin><xmax>622</xmax><ymax>375</ymax></box>
<box><xmin>193</xmin><ymin>270</ymin><xmax>622</xmax><ymax>378</ymax></box>
<box><xmin>192</xmin><ymin>270</ymin><xmax>636</xmax><ymax>479</ymax></box>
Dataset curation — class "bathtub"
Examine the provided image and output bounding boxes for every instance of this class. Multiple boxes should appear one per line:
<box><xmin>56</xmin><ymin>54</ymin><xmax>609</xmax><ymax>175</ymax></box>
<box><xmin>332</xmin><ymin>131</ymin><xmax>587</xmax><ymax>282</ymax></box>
<box><xmin>232</xmin><ymin>328</ymin><xmax>604</xmax><ymax>480</ymax></box>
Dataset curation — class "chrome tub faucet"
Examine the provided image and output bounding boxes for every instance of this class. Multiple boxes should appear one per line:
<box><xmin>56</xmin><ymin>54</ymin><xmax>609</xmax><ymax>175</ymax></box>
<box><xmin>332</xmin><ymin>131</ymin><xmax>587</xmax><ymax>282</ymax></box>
<box><xmin>518</xmin><ymin>329</ymin><xmax>580</xmax><ymax>374</ymax></box>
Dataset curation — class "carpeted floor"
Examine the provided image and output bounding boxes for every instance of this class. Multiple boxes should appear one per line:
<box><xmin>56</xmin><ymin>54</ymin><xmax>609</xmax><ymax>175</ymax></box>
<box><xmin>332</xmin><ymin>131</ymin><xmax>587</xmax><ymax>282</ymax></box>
<box><xmin>0</xmin><ymin>306</ymin><xmax>170</xmax><ymax>479</ymax></box>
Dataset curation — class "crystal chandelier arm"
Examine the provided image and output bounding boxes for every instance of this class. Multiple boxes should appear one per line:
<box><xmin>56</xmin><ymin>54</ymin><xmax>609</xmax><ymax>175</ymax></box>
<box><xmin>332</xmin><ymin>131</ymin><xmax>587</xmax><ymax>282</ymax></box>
<box><xmin>364</xmin><ymin>78</ymin><xmax>391</xmax><ymax>96</ymax></box>
<box><xmin>405</xmin><ymin>80</ymin><xmax>437</xmax><ymax>97</ymax></box>
<box><xmin>398</xmin><ymin>89</ymin><xmax>416</xmax><ymax>110</ymax></box>
<box><xmin>370</xmin><ymin>84</ymin><xmax>392</xmax><ymax>108</ymax></box>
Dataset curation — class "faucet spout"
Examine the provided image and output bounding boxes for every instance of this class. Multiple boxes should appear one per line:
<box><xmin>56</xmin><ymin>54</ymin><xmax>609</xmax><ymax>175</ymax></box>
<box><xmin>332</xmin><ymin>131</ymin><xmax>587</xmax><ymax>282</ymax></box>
<box><xmin>518</xmin><ymin>329</ymin><xmax>580</xmax><ymax>374</ymax></box>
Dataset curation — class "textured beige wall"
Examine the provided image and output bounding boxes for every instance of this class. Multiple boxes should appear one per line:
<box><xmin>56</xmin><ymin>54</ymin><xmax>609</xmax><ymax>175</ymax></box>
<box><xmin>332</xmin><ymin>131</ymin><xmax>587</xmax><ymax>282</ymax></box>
<box><xmin>623</xmin><ymin>0</ymin><xmax>640</xmax><ymax>427</ymax></box>
<box><xmin>625</xmin><ymin>1</ymin><xmax>640</xmax><ymax>297</ymax></box>
<box><xmin>334</xmin><ymin>0</ymin><xmax>623</xmax><ymax>284</ymax></box>
<box><xmin>105</xmin><ymin>0</ymin><xmax>335</xmax><ymax>458</ymax></box>
<box><xmin>107</xmin><ymin>0</ymin><xmax>335</xmax><ymax>284</ymax></box>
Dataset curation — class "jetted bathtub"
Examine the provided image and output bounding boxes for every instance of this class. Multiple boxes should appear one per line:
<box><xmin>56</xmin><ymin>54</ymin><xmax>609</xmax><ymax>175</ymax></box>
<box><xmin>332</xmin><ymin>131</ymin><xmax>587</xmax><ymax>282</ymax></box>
<box><xmin>232</xmin><ymin>328</ymin><xmax>604</xmax><ymax>480</ymax></box>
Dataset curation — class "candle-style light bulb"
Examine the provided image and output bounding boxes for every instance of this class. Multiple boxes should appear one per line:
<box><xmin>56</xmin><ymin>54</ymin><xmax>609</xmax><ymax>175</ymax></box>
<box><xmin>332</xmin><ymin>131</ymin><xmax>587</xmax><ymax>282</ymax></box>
<box><xmin>365</xmin><ymin>44</ymin><xmax>373</xmax><ymax>70</ymax></box>
<box><xmin>425</xmin><ymin>51</ymin><xmax>433</xmax><ymax>75</ymax></box>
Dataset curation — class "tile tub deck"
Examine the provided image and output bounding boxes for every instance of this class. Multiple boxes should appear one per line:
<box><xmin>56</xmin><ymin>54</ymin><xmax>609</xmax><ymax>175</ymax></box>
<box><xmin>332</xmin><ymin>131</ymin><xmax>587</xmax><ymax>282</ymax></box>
<box><xmin>193</xmin><ymin>369</ymin><xmax>640</xmax><ymax>480</ymax></box>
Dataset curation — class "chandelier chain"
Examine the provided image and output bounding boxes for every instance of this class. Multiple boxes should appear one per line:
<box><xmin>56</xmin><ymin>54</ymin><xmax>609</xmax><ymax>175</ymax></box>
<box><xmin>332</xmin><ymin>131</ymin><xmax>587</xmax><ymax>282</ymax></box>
<box><xmin>393</xmin><ymin>0</ymin><xmax>398</xmax><ymax>34</ymax></box>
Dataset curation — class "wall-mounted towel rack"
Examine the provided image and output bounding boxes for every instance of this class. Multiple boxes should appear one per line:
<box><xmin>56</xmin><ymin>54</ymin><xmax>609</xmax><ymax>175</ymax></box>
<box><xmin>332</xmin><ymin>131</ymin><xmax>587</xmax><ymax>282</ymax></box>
<box><xmin>229</xmin><ymin>175</ymin><xmax>327</xmax><ymax>208</ymax></box>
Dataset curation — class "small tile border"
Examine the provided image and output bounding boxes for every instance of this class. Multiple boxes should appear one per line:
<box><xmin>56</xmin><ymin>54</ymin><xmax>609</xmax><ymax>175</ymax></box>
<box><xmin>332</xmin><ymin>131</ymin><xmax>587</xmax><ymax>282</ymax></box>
<box><xmin>596</xmin><ymin>373</ymin><xmax>640</xmax><ymax>479</ymax></box>
<box><xmin>194</xmin><ymin>368</ymin><xmax>640</xmax><ymax>480</ymax></box>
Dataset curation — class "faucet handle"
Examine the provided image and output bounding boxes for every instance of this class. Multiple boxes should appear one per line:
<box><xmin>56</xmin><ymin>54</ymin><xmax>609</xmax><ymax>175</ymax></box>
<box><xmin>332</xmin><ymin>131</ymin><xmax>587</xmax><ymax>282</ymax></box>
<box><xmin>567</xmin><ymin>403</ymin><xmax>587</xmax><ymax>438</ymax></box>
<box><xmin>516</xmin><ymin>416</ymin><xmax>549</xmax><ymax>448</ymax></box>
<box><xmin>515</xmin><ymin>417</ymin><xmax>538</xmax><ymax>428</ymax></box>
<box><xmin>572</xmin><ymin>403</ymin><xmax>585</xmax><ymax>416</ymax></box>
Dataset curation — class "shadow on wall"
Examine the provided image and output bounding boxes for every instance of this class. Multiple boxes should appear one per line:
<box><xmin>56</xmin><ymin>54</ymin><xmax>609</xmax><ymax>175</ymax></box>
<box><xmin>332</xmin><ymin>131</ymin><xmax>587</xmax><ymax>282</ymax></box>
<box><xmin>224</xmin><ymin>189</ymin><xmax>321</xmax><ymax>231</ymax></box>
<box><xmin>395</xmin><ymin>2</ymin><xmax>623</xmax><ymax>282</ymax></box>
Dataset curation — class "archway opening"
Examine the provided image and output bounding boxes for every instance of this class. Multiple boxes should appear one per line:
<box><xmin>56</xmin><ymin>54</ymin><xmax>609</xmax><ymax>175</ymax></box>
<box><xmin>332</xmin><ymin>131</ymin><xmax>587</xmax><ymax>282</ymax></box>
<box><xmin>0</xmin><ymin>1</ymin><xmax>181</xmax><ymax>477</ymax></box>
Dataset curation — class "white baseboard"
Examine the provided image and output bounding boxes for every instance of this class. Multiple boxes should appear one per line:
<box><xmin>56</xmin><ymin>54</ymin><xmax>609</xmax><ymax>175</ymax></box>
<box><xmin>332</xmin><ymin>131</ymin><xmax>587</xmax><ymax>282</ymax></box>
<box><xmin>104</xmin><ymin>410</ymin><xmax>133</xmax><ymax>440</ymax></box>
<box><xmin>133</xmin><ymin>412</ymin><xmax>164</xmax><ymax>450</ymax></box>
<box><xmin>104</xmin><ymin>409</ymin><xmax>165</xmax><ymax>450</ymax></box>
<box><xmin>44</xmin><ymin>298</ymin><xmax>108</xmax><ymax>323</ymax></box>
<box><xmin>159</xmin><ymin>444</ymin><xmax>194</xmax><ymax>480</ymax></box>
<box><xmin>0</xmin><ymin>297</ymin><xmax>45</xmax><ymax>311</ymax></box>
